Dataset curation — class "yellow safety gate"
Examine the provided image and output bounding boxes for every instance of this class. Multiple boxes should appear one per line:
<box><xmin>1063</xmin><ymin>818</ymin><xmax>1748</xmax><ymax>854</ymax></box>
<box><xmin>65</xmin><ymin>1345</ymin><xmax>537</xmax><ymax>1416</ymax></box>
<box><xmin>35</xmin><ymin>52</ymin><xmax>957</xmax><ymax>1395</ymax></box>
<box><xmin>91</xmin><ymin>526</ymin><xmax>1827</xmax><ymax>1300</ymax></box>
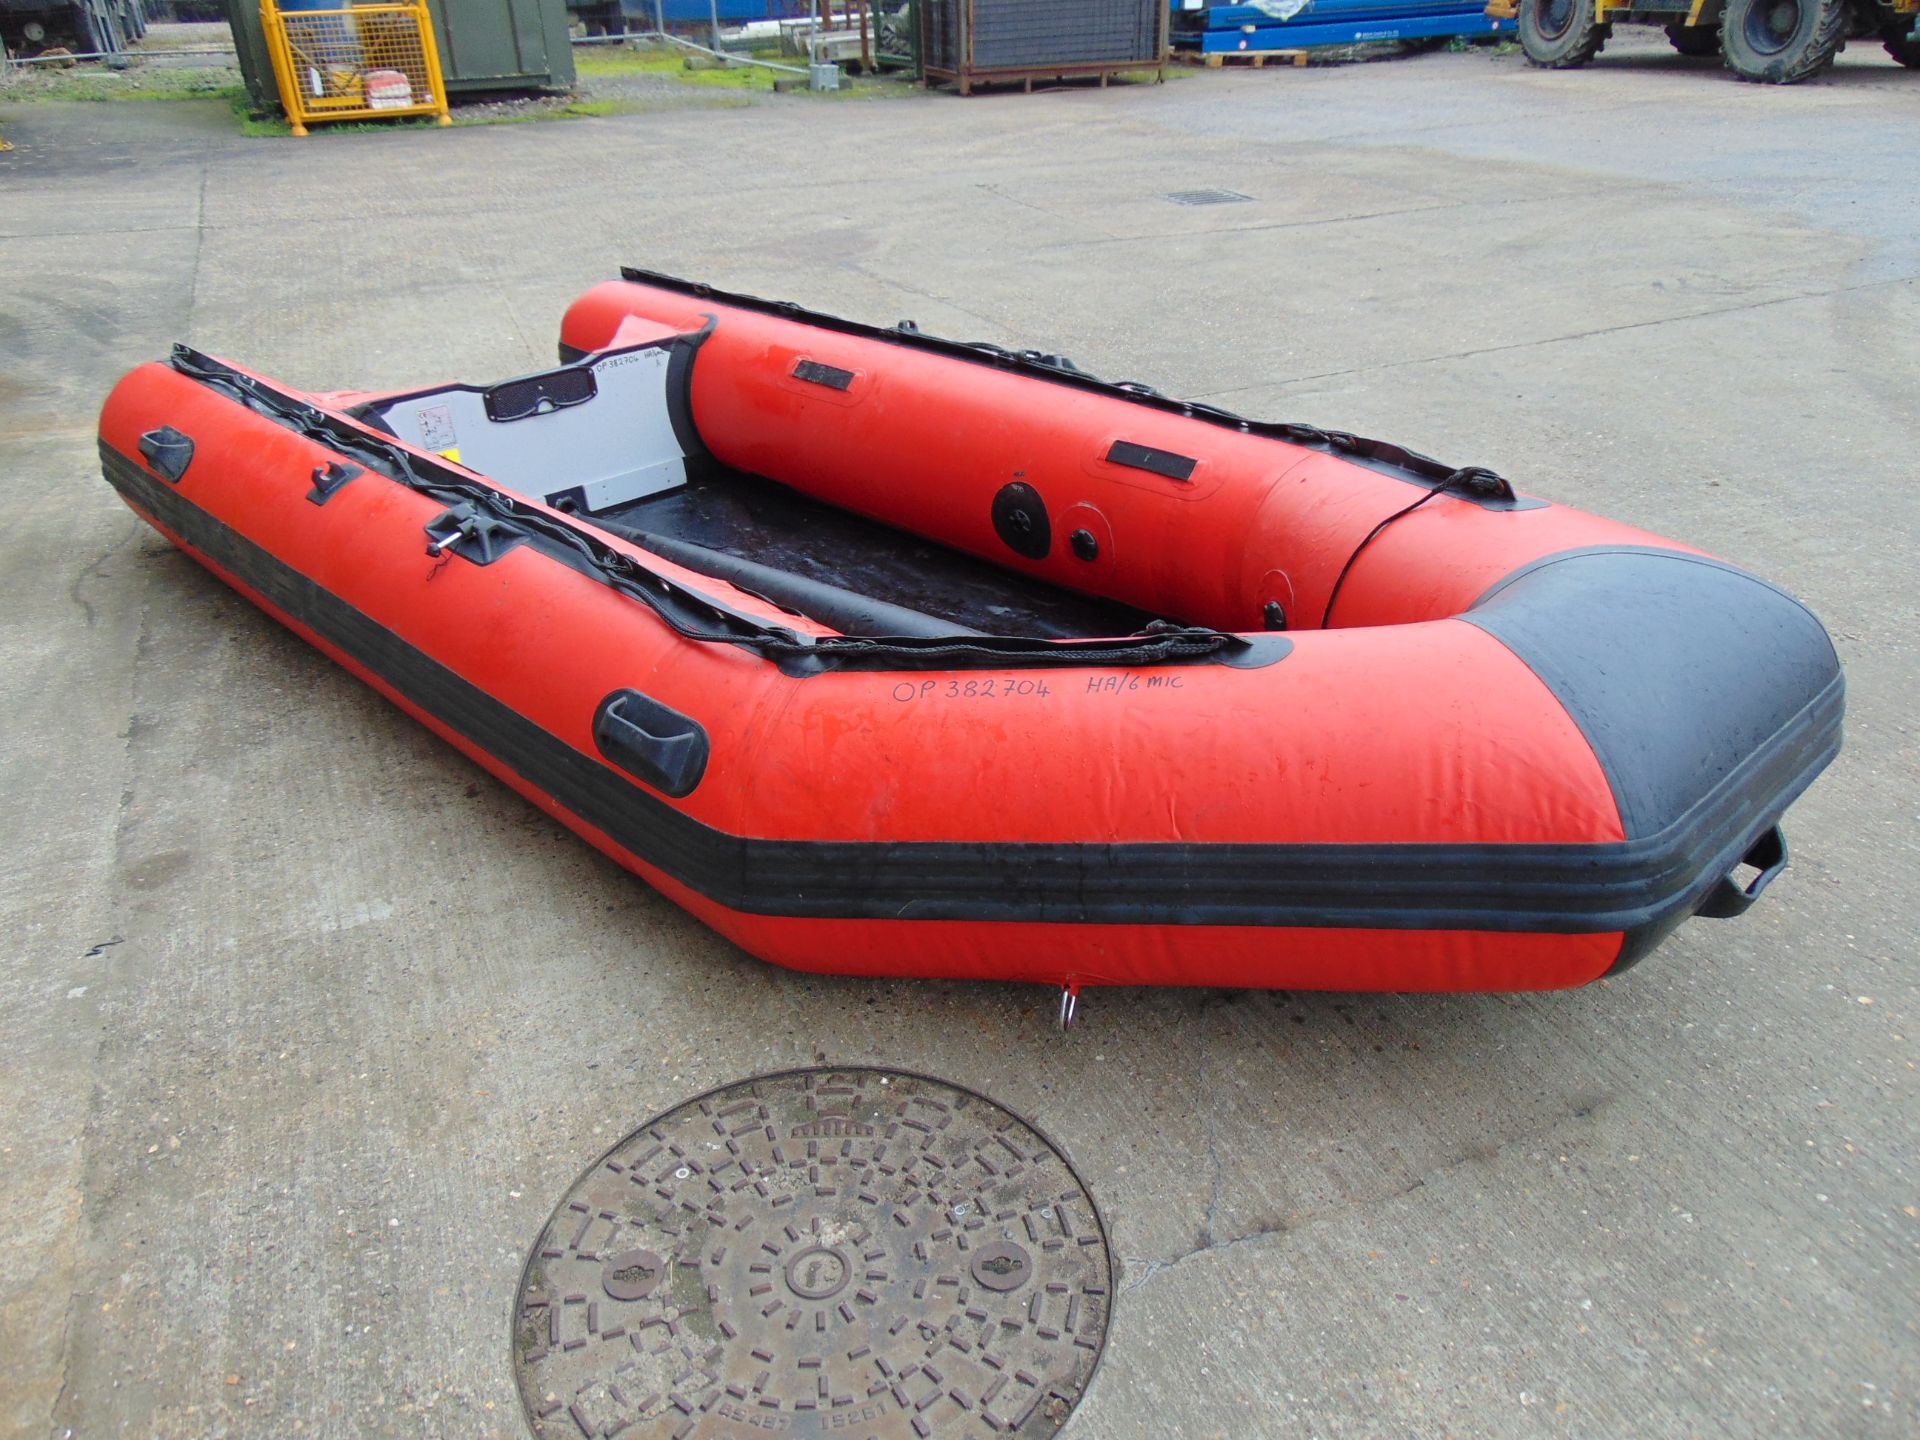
<box><xmin>261</xmin><ymin>0</ymin><xmax>452</xmax><ymax>136</ymax></box>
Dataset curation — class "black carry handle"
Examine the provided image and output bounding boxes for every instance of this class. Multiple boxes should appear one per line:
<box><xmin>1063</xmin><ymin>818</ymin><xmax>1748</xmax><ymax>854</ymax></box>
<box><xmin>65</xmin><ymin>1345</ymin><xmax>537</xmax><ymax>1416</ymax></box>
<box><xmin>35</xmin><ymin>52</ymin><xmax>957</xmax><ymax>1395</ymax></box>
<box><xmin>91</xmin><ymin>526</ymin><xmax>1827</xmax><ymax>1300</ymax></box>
<box><xmin>593</xmin><ymin>689</ymin><xmax>709</xmax><ymax>798</ymax></box>
<box><xmin>1696</xmin><ymin>825</ymin><xmax>1788</xmax><ymax>919</ymax></box>
<box><xmin>483</xmin><ymin>363</ymin><xmax>597</xmax><ymax>422</ymax></box>
<box><xmin>138</xmin><ymin>427</ymin><xmax>195</xmax><ymax>483</ymax></box>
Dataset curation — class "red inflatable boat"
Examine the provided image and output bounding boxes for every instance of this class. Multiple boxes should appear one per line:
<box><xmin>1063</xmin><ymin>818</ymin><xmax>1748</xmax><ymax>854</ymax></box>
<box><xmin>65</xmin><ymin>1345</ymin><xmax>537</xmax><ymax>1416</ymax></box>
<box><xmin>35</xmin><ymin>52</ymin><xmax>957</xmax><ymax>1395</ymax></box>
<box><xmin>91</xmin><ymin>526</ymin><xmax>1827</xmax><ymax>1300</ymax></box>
<box><xmin>97</xmin><ymin>269</ymin><xmax>1842</xmax><ymax>1000</ymax></box>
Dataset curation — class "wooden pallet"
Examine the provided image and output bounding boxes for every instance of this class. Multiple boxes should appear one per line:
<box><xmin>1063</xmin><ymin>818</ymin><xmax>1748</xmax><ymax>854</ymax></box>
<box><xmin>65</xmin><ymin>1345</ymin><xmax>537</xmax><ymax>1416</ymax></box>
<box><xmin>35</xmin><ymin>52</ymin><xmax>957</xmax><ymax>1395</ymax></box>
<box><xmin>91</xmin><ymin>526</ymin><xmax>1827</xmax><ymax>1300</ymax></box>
<box><xmin>1177</xmin><ymin>47</ymin><xmax>1309</xmax><ymax>68</ymax></box>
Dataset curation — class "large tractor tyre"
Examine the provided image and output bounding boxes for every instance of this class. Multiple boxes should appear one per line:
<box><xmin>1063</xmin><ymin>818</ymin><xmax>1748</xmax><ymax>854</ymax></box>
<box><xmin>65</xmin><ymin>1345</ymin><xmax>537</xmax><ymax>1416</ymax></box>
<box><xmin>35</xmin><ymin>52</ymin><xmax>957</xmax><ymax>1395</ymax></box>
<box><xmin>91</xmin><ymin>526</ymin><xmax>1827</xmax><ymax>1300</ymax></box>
<box><xmin>1666</xmin><ymin>22</ymin><xmax>1723</xmax><ymax>53</ymax></box>
<box><xmin>1518</xmin><ymin>0</ymin><xmax>1612</xmax><ymax>66</ymax></box>
<box><xmin>1884</xmin><ymin>20</ymin><xmax>1920</xmax><ymax>65</ymax></box>
<box><xmin>1719</xmin><ymin>0</ymin><xmax>1850</xmax><ymax>80</ymax></box>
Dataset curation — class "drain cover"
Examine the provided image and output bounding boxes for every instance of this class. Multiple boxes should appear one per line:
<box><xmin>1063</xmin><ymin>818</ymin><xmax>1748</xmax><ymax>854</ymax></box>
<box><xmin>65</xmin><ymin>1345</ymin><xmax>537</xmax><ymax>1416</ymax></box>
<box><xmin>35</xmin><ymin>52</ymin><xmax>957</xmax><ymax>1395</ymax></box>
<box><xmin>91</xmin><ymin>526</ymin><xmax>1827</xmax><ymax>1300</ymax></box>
<box><xmin>1161</xmin><ymin>188</ymin><xmax>1253</xmax><ymax>206</ymax></box>
<box><xmin>513</xmin><ymin>1069</ymin><xmax>1113</xmax><ymax>1439</ymax></box>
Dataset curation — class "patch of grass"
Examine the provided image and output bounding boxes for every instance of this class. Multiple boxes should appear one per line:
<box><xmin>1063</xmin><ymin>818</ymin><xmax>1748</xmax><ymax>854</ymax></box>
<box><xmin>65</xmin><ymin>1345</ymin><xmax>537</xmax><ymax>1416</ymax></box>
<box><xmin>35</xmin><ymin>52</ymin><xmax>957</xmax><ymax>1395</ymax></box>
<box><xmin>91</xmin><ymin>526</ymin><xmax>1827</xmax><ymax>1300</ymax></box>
<box><xmin>224</xmin><ymin>90</ymin><xmax>729</xmax><ymax>137</ymax></box>
<box><xmin>228</xmin><ymin>93</ymin><xmax>592</xmax><ymax>138</ymax></box>
<box><xmin>573</xmin><ymin>38</ymin><xmax>937</xmax><ymax>101</ymax></box>
<box><xmin>231</xmin><ymin>93</ymin><xmax>292</xmax><ymax>137</ymax></box>
<box><xmin>3</xmin><ymin>63</ymin><xmax>243</xmax><ymax>103</ymax></box>
<box><xmin>675</xmin><ymin>63</ymin><xmax>781</xmax><ymax>90</ymax></box>
<box><xmin>806</xmin><ymin>76</ymin><xmax>923</xmax><ymax>101</ymax></box>
<box><xmin>1446</xmin><ymin>34</ymin><xmax>1523</xmax><ymax>54</ymax></box>
<box><xmin>573</xmin><ymin>44</ymin><xmax>680</xmax><ymax>76</ymax></box>
<box><xmin>561</xmin><ymin>97</ymin><xmax>646</xmax><ymax>117</ymax></box>
<box><xmin>228</xmin><ymin>103</ymin><xmax>451</xmax><ymax>138</ymax></box>
<box><xmin>576</xmin><ymin>40</ymin><xmax>791</xmax><ymax>90</ymax></box>
<box><xmin>611</xmin><ymin>91</ymin><xmax>757</xmax><ymax>111</ymax></box>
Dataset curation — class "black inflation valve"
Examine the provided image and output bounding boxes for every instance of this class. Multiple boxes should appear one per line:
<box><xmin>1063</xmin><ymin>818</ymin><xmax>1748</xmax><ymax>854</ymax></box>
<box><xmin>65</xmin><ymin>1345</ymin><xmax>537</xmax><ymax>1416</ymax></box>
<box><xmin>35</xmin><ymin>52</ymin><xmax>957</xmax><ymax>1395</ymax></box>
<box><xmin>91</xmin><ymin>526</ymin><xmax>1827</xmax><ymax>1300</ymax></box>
<box><xmin>992</xmin><ymin>482</ymin><xmax>1051</xmax><ymax>560</ymax></box>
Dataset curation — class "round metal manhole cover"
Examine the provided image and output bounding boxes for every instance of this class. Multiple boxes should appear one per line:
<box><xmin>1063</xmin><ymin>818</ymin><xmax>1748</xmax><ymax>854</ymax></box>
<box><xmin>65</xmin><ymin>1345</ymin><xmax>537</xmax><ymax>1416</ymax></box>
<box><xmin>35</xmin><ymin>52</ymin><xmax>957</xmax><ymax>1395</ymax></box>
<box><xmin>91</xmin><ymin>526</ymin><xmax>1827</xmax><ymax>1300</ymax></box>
<box><xmin>513</xmin><ymin>1069</ymin><xmax>1112</xmax><ymax>1439</ymax></box>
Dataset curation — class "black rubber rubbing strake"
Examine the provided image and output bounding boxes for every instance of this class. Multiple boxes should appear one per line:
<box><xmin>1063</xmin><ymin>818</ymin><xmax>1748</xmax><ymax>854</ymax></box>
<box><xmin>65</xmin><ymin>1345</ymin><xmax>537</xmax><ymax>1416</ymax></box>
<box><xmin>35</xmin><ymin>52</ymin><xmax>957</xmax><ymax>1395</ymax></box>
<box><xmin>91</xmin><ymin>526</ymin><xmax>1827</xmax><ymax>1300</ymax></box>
<box><xmin>512</xmin><ymin>1068</ymin><xmax>1112</xmax><ymax>1440</ymax></box>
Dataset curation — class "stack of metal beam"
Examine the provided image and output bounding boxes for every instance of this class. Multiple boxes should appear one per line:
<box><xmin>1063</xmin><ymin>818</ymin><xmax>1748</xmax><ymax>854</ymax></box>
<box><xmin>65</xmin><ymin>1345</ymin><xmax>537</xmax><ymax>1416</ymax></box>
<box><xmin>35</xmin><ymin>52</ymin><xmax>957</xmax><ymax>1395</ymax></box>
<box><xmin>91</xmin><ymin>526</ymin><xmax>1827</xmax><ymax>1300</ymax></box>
<box><xmin>1170</xmin><ymin>0</ymin><xmax>1512</xmax><ymax>54</ymax></box>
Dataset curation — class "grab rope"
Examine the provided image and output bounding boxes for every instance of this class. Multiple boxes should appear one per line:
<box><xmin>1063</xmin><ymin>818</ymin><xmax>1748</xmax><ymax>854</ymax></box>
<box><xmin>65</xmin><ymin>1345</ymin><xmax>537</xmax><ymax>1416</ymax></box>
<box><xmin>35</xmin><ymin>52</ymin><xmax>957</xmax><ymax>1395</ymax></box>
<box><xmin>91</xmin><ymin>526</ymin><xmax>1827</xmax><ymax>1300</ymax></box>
<box><xmin>1319</xmin><ymin>467</ymin><xmax>1514</xmax><ymax>630</ymax></box>
<box><xmin>168</xmin><ymin>348</ymin><xmax>1245</xmax><ymax>674</ymax></box>
<box><xmin>627</xmin><ymin>266</ymin><xmax>1519</xmax><ymax>500</ymax></box>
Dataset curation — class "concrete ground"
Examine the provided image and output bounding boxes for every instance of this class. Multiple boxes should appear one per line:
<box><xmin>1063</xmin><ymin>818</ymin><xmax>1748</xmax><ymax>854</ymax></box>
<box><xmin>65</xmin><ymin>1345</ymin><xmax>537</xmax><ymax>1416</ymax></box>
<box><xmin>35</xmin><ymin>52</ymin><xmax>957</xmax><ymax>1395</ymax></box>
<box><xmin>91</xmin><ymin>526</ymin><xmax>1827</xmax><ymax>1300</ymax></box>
<box><xmin>3</xmin><ymin>31</ymin><xmax>1916</xmax><ymax>1440</ymax></box>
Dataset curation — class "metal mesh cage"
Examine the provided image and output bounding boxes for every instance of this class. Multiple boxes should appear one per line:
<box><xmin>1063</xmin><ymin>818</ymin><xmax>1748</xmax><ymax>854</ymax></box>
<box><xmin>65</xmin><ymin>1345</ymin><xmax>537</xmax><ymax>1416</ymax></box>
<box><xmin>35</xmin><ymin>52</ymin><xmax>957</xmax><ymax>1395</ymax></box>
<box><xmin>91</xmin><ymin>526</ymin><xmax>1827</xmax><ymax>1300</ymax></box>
<box><xmin>261</xmin><ymin>0</ymin><xmax>452</xmax><ymax>134</ymax></box>
<box><xmin>923</xmin><ymin>0</ymin><xmax>1166</xmax><ymax>73</ymax></box>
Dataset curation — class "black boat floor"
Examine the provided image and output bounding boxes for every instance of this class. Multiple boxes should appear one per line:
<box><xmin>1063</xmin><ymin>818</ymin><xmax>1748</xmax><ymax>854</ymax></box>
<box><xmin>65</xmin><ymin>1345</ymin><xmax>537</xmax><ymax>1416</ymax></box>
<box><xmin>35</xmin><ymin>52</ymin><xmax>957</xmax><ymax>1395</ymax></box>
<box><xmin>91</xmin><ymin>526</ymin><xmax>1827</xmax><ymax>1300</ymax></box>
<box><xmin>596</xmin><ymin>468</ymin><xmax>1158</xmax><ymax>640</ymax></box>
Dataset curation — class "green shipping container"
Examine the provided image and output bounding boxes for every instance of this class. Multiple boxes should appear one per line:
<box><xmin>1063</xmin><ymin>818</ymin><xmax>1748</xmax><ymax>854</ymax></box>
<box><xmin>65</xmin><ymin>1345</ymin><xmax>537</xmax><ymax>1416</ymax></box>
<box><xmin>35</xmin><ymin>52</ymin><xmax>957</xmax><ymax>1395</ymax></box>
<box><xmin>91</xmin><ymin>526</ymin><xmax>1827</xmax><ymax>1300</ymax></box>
<box><xmin>232</xmin><ymin>0</ymin><xmax>575</xmax><ymax>111</ymax></box>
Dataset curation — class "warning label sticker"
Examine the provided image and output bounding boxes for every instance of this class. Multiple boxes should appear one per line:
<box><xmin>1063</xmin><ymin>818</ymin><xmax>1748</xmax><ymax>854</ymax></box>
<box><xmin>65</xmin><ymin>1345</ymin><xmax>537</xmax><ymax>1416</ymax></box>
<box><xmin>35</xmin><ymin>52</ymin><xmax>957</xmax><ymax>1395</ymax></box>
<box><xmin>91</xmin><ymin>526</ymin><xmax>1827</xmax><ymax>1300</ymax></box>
<box><xmin>416</xmin><ymin>404</ymin><xmax>457</xmax><ymax>451</ymax></box>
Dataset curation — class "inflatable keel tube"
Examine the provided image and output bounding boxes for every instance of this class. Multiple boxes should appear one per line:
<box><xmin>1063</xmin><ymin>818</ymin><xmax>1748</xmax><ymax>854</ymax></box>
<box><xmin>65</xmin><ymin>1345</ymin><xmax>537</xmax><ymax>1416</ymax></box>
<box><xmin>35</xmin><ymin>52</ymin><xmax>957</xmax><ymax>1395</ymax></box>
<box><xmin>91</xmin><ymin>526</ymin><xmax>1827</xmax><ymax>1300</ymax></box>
<box><xmin>96</xmin><ymin>273</ymin><xmax>1843</xmax><ymax>992</ymax></box>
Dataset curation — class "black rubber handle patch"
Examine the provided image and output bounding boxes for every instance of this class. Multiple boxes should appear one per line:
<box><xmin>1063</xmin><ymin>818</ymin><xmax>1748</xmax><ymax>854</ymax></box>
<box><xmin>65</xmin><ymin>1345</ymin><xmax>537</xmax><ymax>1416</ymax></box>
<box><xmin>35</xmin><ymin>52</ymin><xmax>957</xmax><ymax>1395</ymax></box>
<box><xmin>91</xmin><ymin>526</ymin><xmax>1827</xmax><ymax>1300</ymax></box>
<box><xmin>307</xmin><ymin>460</ymin><xmax>364</xmax><ymax>506</ymax></box>
<box><xmin>483</xmin><ymin>364</ymin><xmax>597</xmax><ymax>422</ymax></box>
<box><xmin>1107</xmin><ymin>440</ymin><xmax>1198</xmax><ymax>483</ymax></box>
<box><xmin>138</xmin><ymin>427</ymin><xmax>195</xmax><ymax>484</ymax></box>
<box><xmin>793</xmin><ymin>358</ymin><xmax>855</xmax><ymax>392</ymax></box>
<box><xmin>593</xmin><ymin>689</ymin><xmax>709</xmax><ymax>798</ymax></box>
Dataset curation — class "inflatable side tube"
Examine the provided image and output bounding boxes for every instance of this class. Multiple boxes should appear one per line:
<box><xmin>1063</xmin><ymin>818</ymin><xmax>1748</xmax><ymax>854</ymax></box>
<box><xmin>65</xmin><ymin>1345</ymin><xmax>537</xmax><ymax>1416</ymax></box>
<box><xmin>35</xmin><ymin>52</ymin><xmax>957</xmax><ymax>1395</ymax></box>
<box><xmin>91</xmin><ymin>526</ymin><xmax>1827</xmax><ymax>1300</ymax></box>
<box><xmin>96</xmin><ymin>320</ymin><xmax>1845</xmax><ymax>993</ymax></box>
<box><xmin>1463</xmin><ymin>545</ymin><xmax>1844</xmax><ymax>970</ymax></box>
